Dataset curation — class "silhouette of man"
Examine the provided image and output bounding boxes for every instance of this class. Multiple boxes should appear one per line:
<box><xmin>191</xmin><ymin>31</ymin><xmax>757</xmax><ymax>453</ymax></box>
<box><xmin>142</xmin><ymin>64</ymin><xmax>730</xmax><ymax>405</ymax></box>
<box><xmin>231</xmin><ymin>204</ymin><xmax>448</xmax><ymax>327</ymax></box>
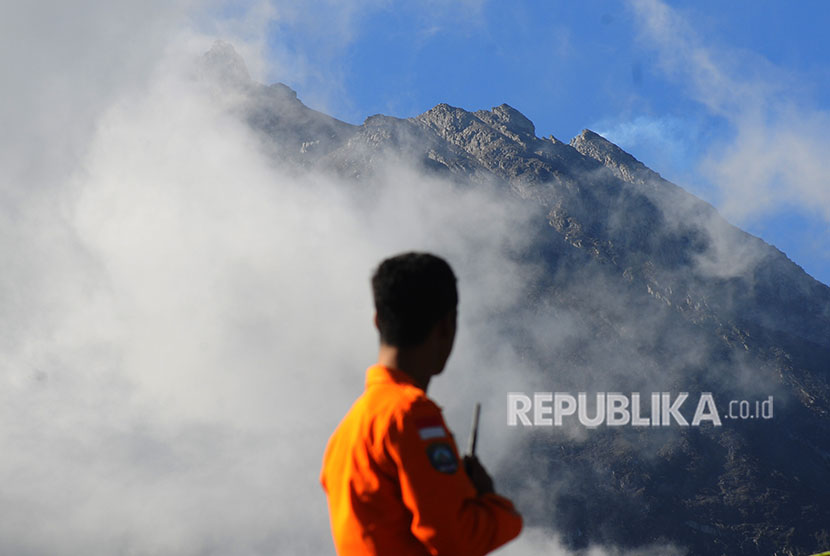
<box><xmin>321</xmin><ymin>252</ymin><xmax>522</xmax><ymax>555</ymax></box>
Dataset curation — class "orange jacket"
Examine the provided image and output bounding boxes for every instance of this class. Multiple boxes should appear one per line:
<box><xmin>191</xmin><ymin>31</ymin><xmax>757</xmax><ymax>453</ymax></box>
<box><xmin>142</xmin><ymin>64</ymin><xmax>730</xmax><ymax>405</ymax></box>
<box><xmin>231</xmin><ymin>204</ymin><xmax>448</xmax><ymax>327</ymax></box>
<box><xmin>320</xmin><ymin>365</ymin><xmax>522</xmax><ymax>555</ymax></box>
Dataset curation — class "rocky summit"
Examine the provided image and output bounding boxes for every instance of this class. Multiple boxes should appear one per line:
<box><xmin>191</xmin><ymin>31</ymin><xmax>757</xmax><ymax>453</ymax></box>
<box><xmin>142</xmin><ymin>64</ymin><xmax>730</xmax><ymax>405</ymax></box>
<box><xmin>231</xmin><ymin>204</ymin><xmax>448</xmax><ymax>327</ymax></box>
<box><xmin>204</xmin><ymin>42</ymin><xmax>830</xmax><ymax>555</ymax></box>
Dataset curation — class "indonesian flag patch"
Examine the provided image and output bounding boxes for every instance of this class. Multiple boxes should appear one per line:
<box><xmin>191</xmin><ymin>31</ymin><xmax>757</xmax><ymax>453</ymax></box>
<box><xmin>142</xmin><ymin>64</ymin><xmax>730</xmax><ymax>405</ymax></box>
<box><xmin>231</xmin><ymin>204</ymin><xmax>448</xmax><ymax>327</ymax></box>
<box><xmin>416</xmin><ymin>416</ymin><xmax>446</xmax><ymax>440</ymax></box>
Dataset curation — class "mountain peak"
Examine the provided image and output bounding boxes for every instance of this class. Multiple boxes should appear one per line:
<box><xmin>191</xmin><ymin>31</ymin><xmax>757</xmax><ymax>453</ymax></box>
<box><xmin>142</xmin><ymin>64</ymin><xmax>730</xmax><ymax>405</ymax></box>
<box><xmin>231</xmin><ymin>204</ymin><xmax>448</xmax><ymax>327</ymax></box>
<box><xmin>571</xmin><ymin>129</ymin><xmax>614</xmax><ymax>150</ymax></box>
<box><xmin>266</xmin><ymin>82</ymin><xmax>299</xmax><ymax>100</ymax></box>
<box><xmin>570</xmin><ymin>128</ymin><xmax>655</xmax><ymax>185</ymax></box>
<box><xmin>489</xmin><ymin>103</ymin><xmax>535</xmax><ymax>137</ymax></box>
<box><xmin>418</xmin><ymin>102</ymin><xmax>537</xmax><ymax>142</ymax></box>
<box><xmin>199</xmin><ymin>40</ymin><xmax>251</xmax><ymax>87</ymax></box>
<box><xmin>421</xmin><ymin>103</ymin><xmax>467</xmax><ymax>119</ymax></box>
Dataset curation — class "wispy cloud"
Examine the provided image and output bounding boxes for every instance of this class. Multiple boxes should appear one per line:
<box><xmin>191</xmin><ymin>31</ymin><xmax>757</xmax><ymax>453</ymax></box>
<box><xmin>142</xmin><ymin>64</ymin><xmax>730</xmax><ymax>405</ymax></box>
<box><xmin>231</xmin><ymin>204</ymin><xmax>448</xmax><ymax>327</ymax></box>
<box><xmin>594</xmin><ymin>114</ymin><xmax>704</xmax><ymax>182</ymax></box>
<box><xmin>629</xmin><ymin>0</ymin><xmax>830</xmax><ymax>231</ymax></box>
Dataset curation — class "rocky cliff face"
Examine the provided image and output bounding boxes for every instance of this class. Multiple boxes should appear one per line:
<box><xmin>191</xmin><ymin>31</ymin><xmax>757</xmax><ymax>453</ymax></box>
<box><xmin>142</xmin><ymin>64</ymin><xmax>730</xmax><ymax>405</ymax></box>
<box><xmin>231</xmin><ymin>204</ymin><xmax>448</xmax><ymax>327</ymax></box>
<box><xmin>204</xmin><ymin>43</ymin><xmax>830</xmax><ymax>555</ymax></box>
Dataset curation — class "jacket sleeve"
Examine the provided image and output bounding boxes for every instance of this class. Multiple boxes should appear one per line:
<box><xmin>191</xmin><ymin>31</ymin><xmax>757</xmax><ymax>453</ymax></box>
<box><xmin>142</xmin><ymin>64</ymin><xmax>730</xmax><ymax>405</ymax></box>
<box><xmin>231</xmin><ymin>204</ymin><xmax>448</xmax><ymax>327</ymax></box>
<box><xmin>385</xmin><ymin>398</ymin><xmax>523</xmax><ymax>555</ymax></box>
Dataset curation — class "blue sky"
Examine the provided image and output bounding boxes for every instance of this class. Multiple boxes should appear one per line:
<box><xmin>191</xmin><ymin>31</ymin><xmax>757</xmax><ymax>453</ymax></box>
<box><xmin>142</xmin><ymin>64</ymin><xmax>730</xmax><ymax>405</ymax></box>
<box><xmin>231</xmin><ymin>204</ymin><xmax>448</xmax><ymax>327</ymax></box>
<box><xmin>261</xmin><ymin>0</ymin><xmax>830</xmax><ymax>286</ymax></box>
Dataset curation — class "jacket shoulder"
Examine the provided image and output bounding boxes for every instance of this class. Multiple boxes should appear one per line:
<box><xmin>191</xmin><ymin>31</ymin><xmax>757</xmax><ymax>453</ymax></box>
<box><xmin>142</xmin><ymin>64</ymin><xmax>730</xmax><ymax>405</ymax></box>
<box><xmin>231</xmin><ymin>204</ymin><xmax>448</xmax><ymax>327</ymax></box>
<box><xmin>362</xmin><ymin>385</ymin><xmax>442</xmax><ymax>441</ymax></box>
<box><xmin>392</xmin><ymin>387</ymin><xmax>441</xmax><ymax>420</ymax></box>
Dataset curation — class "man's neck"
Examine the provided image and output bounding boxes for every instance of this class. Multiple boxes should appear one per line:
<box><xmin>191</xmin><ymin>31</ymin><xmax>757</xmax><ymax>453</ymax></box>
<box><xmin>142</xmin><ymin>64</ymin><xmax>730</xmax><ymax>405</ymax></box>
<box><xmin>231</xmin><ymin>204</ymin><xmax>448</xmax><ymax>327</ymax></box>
<box><xmin>377</xmin><ymin>343</ymin><xmax>433</xmax><ymax>391</ymax></box>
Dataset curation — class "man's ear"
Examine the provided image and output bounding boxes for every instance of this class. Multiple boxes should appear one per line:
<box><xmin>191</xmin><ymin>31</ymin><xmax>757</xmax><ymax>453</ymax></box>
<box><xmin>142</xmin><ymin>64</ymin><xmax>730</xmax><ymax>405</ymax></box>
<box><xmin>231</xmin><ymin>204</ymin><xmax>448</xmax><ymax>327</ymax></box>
<box><xmin>439</xmin><ymin>309</ymin><xmax>457</xmax><ymax>337</ymax></box>
<box><xmin>373</xmin><ymin>312</ymin><xmax>380</xmax><ymax>331</ymax></box>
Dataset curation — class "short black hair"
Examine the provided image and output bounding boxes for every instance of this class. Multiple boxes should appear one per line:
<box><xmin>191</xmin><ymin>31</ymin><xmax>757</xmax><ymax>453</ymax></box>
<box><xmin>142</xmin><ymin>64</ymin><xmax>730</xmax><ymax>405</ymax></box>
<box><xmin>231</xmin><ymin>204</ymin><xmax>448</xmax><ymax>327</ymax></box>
<box><xmin>371</xmin><ymin>252</ymin><xmax>458</xmax><ymax>347</ymax></box>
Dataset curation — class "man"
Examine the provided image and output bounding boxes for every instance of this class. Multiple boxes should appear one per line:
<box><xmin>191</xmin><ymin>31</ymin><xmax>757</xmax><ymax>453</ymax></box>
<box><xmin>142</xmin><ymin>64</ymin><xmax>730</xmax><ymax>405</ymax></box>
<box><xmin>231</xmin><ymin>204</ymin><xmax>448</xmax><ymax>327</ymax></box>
<box><xmin>320</xmin><ymin>252</ymin><xmax>523</xmax><ymax>555</ymax></box>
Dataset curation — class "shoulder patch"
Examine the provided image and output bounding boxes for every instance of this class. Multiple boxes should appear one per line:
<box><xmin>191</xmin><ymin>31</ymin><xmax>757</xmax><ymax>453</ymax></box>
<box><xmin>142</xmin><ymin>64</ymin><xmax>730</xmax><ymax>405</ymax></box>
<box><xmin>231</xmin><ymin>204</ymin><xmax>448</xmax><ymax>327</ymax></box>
<box><xmin>426</xmin><ymin>443</ymin><xmax>458</xmax><ymax>474</ymax></box>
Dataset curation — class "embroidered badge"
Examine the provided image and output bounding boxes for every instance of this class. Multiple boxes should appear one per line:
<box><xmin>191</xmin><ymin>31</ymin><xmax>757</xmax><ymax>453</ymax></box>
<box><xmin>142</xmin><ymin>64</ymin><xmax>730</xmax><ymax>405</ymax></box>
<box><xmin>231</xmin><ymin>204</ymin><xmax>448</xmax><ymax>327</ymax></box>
<box><xmin>426</xmin><ymin>443</ymin><xmax>458</xmax><ymax>474</ymax></box>
<box><xmin>416</xmin><ymin>416</ymin><xmax>447</xmax><ymax>441</ymax></box>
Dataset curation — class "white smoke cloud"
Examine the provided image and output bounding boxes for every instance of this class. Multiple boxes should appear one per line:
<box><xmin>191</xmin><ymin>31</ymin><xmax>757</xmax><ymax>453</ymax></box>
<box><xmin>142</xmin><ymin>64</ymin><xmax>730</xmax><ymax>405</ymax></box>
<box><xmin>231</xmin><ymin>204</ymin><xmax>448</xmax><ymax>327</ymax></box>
<box><xmin>0</xmin><ymin>11</ymin><xmax>550</xmax><ymax>552</ymax></box>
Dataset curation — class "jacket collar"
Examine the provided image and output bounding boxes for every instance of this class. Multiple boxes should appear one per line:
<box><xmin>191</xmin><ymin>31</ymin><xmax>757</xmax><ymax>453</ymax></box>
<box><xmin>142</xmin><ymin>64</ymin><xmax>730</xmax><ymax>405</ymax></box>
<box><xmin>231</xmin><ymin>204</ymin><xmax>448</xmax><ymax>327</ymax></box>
<box><xmin>365</xmin><ymin>364</ymin><xmax>422</xmax><ymax>390</ymax></box>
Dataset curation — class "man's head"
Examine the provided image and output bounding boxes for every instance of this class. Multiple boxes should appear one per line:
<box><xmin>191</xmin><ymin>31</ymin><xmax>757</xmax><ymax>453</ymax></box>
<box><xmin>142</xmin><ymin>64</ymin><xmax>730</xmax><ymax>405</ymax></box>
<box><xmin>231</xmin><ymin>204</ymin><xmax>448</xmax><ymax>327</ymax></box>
<box><xmin>372</xmin><ymin>252</ymin><xmax>458</xmax><ymax>352</ymax></box>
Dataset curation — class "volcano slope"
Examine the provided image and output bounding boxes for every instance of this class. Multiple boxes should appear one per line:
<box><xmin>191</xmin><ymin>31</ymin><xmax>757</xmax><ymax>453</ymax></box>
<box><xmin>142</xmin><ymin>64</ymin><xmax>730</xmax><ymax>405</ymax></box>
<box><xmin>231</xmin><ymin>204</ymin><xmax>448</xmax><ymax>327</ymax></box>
<box><xmin>206</xmin><ymin>42</ymin><xmax>830</xmax><ymax>555</ymax></box>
